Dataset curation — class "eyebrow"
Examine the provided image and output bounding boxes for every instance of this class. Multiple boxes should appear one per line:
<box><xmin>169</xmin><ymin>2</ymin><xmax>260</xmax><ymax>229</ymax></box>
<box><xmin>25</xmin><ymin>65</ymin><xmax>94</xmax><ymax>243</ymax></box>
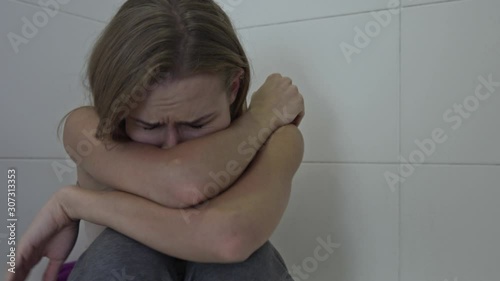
<box><xmin>130</xmin><ymin>112</ymin><xmax>216</xmax><ymax>127</ymax></box>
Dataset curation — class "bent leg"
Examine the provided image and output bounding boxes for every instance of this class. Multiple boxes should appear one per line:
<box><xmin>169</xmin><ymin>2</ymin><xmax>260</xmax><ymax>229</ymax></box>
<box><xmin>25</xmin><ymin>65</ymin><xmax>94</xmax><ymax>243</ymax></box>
<box><xmin>184</xmin><ymin>240</ymin><xmax>293</xmax><ymax>281</ymax></box>
<box><xmin>68</xmin><ymin>227</ymin><xmax>186</xmax><ymax>281</ymax></box>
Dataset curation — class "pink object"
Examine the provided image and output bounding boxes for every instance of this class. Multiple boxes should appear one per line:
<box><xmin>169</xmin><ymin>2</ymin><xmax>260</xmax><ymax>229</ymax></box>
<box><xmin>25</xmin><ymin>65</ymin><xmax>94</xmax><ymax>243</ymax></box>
<box><xmin>57</xmin><ymin>261</ymin><xmax>76</xmax><ymax>281</ymax></box>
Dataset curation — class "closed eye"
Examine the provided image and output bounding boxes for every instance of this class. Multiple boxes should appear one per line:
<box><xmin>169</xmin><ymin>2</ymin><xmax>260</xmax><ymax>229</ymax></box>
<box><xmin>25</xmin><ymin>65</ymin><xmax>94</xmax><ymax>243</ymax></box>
<box><xmin>142</xmin><ymin>124</ymin><xmax>203</xmax><ymax>130</ymax></box>
<box><xmin>142</xmin><ymin>123</ymin><xmax>163</xmax><ymax>130</ymax></box>
<box><xmin>188</xmin><ymin>124</ymin><xmax>204</xmax><ymax>129</ymax></box>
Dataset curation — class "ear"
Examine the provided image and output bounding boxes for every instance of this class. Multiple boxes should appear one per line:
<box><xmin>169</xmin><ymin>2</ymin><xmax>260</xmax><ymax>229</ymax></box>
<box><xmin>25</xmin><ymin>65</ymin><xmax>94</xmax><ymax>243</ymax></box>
<box><xmin>228</xmin><ymin>69</ymin><xmax>244</xmax><ymax>105</ymax></box>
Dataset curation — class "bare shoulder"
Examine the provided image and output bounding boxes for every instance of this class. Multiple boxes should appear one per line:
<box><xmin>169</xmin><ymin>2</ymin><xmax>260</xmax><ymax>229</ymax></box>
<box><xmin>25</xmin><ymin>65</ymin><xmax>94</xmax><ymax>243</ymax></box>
<box><xmin>62</xmin><ymin>106</ymin><xmax>99</xmax><ymax>145</ymax></box>
<box><xmin>64</xmin><ymin>106</ymin><xmax>98</xmax><ymax>128</ymax></box>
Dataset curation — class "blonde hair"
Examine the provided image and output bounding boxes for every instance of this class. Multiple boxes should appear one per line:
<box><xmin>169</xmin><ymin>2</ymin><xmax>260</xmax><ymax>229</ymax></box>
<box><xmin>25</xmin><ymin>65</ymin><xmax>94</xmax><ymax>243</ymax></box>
<box><xmin>58</xmin><ymin>0</ymin><xmax>250</xmax><ymax>142</ymax></box>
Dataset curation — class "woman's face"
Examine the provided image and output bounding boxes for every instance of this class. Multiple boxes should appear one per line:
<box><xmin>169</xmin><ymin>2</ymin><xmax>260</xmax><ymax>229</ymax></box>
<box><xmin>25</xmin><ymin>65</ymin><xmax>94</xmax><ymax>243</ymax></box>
<box><xmin>125</xmin><ymin>72</ymin><xmax>238</xmax><ymax>149</ymax></box>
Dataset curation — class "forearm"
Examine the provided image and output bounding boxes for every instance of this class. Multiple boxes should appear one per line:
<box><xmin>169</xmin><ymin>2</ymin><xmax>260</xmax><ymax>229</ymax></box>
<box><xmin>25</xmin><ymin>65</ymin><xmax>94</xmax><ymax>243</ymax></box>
<box><xmin>59</xmin><ymin>186</ymin><xmax>236</xmax><ymax>263</ymax></box>
<box><xmin>182</xmin><ymin>125</ymin><xmax>304</xmax><ymax>260</ymax></box>
<box><xmin>162</xmin><ymin>111</ymin><xmax>274</xmax><ymax>207</ymax></box>
<box><xmin>67</xmin><ymin>107</ymin><xmax>276</xmax><ymax>208</ymax></box>
<box><xmin>60</xmin><ymin>125</ymin><xmax>302</xmax><ymax>263</ymax></box>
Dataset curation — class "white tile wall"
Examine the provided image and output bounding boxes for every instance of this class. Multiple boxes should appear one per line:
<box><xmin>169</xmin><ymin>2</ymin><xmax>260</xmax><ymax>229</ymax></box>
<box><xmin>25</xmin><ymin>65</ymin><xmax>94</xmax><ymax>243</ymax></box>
<box><xmin>401</xmin><ymin>0</ymin><xmax>500</xmax><ymax>164</ymax></box>
<box><xmin>2</xmin><ymin>0</ymin><xmax>499</xmax><ymax>280</ymax></box>
<box><xmin>401</xmin><ymin>165</ymin><xmax>500</xmax><ymax>281</ymax></box>
<box><xmin>216</xmin><ymin>0</ymin><xmax>394</xmax><ymax>29</ymax></box>
<box><xmin>18</xmin><ymin>0</ymin><xmax>124</xmax><ymax>23</ymax></box>
<box><xmin>239</xmin><ymin>12</ymin><xmax>400</xmax><ymax>163</ymax></box>
<box><xmin>17</xmin><ymin>0</ymin><xmax>394</xmax><ymax>28</ymax></box>
<box><xmin>270</xmin><ymin>164</ymin><xmax>399</xmax><ymax>281</ymax></box>
<box><xmin>1</xmin><ymin>0</ymin><xmax>104</xmax><ymax>158</ymax></box>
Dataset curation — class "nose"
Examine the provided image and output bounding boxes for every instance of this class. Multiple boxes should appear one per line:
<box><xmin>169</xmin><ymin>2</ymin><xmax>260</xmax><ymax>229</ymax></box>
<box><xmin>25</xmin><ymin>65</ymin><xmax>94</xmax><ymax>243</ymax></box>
<box><xmin>161</xmin><ymin>126</ymin><xmax>179</xmax><ymax>149</ymax></box>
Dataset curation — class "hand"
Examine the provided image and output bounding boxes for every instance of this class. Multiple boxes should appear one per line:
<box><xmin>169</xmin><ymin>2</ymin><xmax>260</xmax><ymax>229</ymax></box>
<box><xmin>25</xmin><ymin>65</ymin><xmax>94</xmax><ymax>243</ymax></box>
<box><xmin>4</xmin><ymin>186</ymin><xmax>80</xmax><ymax>281</ymax></box>
<box><xmin>248</xmin><ymin>73</ymin><xmax>305</xmax><ymax>130</ymax></box>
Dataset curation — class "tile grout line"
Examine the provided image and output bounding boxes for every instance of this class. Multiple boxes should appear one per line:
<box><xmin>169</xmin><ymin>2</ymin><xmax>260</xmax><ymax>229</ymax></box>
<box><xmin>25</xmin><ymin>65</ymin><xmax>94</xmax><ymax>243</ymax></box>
<box><xmin>403</xmin><ymin>0</ymin><xmax>468</xmax><ymax>9</ymax></box>
<box><xmin>9</xmin><ymin>0</ymin><xmax>108</xmax><ymax>24</ymax></box>
<box><xmin>238</xmin><ymin>0</ymin><xmax>468</xmax><ymax>30</ymax></box>
<box><xmin>398</xmin><ymin>2</ymin><xmax>402</xmax><ymax>281</ymax></box>
<box><xmin>238</xmin><ymin>7</ymin><xmax>406</xmax><ymax>30</ymax></box>
<box><xmin>9</xmin><ymin>0</ymin><xmax>393</xmax><ymax>28</ymax></box>
<box><xmin>8</xmin><ymin>0</ymin><xmax>468</xmax><ymax>30</ymax></box>
<box><xmin>10</xmin><ymin>0</ymin><xmax>399</xmax><ymax>29</ymax></box>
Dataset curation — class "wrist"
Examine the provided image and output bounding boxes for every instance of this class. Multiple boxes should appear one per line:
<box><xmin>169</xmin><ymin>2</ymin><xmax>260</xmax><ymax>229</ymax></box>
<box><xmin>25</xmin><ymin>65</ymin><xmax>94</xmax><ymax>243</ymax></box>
<box><xmin>56</xmin><ymin>185</ymin><xmax>81</xmax><ymax>222</ymax></box>
<box><xmin>245</xmin><ymin>108</ymin><xmax>274</xmax><ymax>132</ymax></box>
<box><xmin>241</xmin><ymin>109</ymin><xmax>280</xmax><ymax>137</ymax></box>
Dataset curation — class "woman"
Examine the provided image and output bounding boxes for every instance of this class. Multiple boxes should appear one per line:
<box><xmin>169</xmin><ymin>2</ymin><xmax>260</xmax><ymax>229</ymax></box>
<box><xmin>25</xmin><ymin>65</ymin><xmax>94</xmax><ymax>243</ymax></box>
<box><xmin>5</xmin><ymin>0</ymin><xmax>304</xmax><ymax>280</ymax></box>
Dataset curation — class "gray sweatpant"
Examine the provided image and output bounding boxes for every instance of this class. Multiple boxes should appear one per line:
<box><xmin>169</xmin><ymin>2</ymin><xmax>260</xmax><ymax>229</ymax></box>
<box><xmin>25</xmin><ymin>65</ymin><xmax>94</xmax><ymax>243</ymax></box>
<box><xmin>68</xmin><ymin>227</ymin><xmax>294</xmax><ymax>281</ymax></box>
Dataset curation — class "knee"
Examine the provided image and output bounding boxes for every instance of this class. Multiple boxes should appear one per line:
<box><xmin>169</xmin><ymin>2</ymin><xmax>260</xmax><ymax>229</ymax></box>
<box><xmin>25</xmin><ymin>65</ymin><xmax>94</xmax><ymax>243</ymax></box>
<box><xmin>79</xmin><ymin>228</ymin><xmax>162</xmax><ymax>265</ymax></box>
<box><xmin>184</xmin><ymin>241</ymin><xmax>292</xmax><ymax>281</ymax></box>
<box><xmin>69</xmin><ymin>228</ymin><xmax>179</xmax><ymax>281</ymax></box>
<box><xmin>87</xmin><ymin>228</ymin><xmax>135</xmax><ymax>254</ymax></box>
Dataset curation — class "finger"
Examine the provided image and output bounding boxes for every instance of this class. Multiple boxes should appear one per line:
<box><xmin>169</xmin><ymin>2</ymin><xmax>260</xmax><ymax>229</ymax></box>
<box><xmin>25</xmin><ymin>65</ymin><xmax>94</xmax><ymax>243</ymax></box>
<box><xmin>42</xmin><ymin>260</ymin><xmax>64</xmax><ymax>281</ymax></box>
<box><xmin>293</xmin><ymin>110</ymin><xmax>305</xmax><ymax>127</ymax></box>
<box><xmin>5</xmin><ymin>269</ymin><xmax>28</xmax><ymax>281</ymax></box>
<box><xmin>4</xmin><ymin>271</ymin><xmax>14</xmax><ymax>281</ymax></box>
<box><xmin>283</xmin><ymin>76</ymin><xmax>292</xmax><ymax>85</ymax></box>
<box><xmin>6</xmin><ymin>254</ymin><xmax>32</xmax><ymax>281</ymax></box>
<box><xmin>268</xmin><ymin>73</ymin><xmax>281</xmax><ymax>81</ymax></box>
<box><xmin>4</xmin><ymin>272</ymin><xmax>15</xmax><ymax>281</ymax></box>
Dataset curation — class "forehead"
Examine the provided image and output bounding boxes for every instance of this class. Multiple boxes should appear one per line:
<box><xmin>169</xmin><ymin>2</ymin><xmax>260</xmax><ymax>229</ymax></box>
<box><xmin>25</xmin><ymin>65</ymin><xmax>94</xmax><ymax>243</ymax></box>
<box><xmin>150</xmin><ymin>73</ymin><xmax>224</xmax><ymax>104</ymax></box>
<box><xmin>130</xmin><ymin>73</ymin><xmax>226</xmax><ymax>120</ymax></box>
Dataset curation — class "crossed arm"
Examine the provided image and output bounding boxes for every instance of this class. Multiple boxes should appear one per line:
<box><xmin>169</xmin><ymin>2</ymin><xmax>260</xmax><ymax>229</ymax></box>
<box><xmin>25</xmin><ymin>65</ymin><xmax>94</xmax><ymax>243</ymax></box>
<box><xmin>61</xmin><ymin>107</ymin><xmax>304</xmax><ymax>263</ymax></box>
<box><xmin>63</xmin><ymin>106</ymin><xmax>272</xmax><ymax>208</ymax></box>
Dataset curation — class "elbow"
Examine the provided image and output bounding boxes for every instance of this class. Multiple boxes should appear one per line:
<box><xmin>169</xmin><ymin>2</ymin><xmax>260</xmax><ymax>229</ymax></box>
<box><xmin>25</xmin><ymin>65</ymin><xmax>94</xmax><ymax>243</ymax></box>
<box><xmin>217</xmin><ymin>231</ymin><xmax>253</xmax><ymax>263</ymax></box>
<box><xmin>151</xmin><ymin>186</ymin><xmax>202</xmax><ymax>209</ymax></box>
<box><xmin>161</xmin><ymin>156</ymin><xmax>207</xmax><ymax>208</ymax></box>
<box><xmin>215</xmin><ymin>214</ymin><xmax>259</xmax><ymax>263</ymax></box>
<box><xmin>146</xmin><ymin>181</ymin><xmax>199</xmax><ymax>209</ymax></box>
<box><xmin>164</xmin><ymin>149</ymin><xmax>228</xmax><ymax>208</ymax></box>
<box><xmin>175</xmin><ymin>175</ymin><xmax>226</xmax><ymax>207</ymax></box>
<box><xmin>173</xmin><ymin>184</ymin><xmax>208</xmax><ymax>209</ymax></box>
